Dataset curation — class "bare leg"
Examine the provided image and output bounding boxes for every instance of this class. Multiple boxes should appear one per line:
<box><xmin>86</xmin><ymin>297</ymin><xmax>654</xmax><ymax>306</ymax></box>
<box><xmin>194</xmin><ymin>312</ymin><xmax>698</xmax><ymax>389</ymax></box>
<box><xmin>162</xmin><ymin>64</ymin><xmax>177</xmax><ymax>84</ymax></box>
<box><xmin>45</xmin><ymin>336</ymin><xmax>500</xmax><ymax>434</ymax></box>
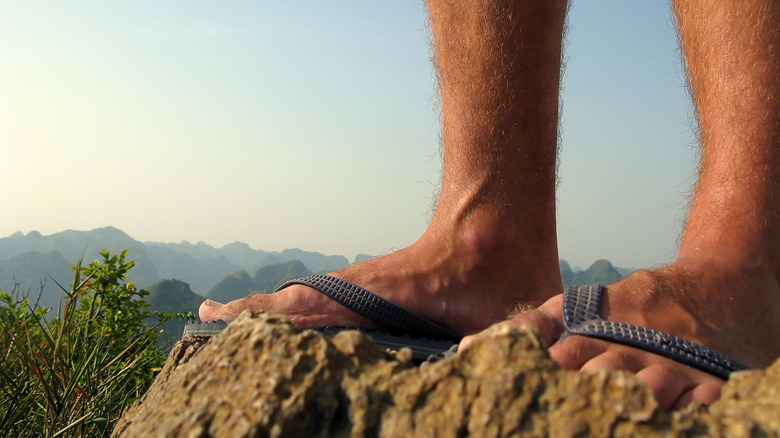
<box><xmin>466</xmin><ymin>0</ymin><xmax>780</xmax><ymax>410</ymax></box>
<box><xmin>200</xmin><ymin>0</ymin><xmax>567</xmax><ymax>334</ymax></box>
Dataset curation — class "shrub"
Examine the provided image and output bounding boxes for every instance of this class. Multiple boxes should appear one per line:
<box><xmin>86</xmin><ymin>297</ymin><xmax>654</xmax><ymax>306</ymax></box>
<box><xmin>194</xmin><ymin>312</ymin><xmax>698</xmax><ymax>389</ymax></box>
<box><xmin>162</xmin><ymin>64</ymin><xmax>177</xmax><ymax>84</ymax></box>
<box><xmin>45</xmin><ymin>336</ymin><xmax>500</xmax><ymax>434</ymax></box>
<box><xmin>0</xmin><ymin>250</ymin><xmax>189</xmax><ymax>437</ymax></box>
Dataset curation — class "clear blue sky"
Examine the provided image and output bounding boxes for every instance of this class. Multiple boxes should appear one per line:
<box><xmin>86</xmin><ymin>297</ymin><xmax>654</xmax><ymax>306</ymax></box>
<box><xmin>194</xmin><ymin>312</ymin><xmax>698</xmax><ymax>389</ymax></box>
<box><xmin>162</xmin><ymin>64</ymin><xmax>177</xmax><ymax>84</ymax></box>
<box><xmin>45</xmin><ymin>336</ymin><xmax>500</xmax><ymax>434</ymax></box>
<box><xmin>1</xmin><ymin>2</ymin><xmax>696</xmax><ymax>270</ymax></box>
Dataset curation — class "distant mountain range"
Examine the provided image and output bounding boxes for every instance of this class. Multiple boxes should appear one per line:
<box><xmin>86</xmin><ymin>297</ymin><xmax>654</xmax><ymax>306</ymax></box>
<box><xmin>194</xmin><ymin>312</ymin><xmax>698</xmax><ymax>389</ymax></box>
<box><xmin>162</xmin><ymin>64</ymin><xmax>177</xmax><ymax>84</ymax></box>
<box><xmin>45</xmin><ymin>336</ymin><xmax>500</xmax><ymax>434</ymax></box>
<box><xmin>0</xmin><ymin>227</ymin><xmax>358</xmax><ymax>297</ymax></box>
<box><xmin>205</xmin><ymin>259</ymin><xmax>314</xmax><ymax>302</ymax></box>
<box><xmin>0</xmin><ymin>227</ymin><xmax>634</xmax><ymax>328</ymax></box>
<box><xmin>559</xmin><ymin>259</ymin><xmax>625</xmax><ymax>288</ymax></box>
<box><xmin>144</xmin><ymin>278</ymin><xmax>206</xmax><ymax>348</ymax></box>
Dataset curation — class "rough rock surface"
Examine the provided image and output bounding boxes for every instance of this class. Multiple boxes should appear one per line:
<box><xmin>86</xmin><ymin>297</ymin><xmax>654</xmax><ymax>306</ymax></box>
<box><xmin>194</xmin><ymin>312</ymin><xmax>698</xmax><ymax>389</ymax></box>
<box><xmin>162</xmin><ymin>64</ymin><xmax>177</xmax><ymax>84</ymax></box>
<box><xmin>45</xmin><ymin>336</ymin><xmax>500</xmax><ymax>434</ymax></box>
<box><xmin>113</xmin><ymin>311</ymin><xmax>780</xmax><ymax>437</ymax></box>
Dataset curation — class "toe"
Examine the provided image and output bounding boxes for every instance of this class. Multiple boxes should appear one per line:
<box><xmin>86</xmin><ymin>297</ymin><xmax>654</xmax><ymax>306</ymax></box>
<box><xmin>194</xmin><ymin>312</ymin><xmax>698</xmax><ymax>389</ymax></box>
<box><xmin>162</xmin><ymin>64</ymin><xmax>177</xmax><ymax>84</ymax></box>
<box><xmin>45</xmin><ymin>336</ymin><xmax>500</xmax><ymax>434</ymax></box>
<box><xmin>635</xmin><ymin>364</ymin><xmax>698</xmax><ymax>411</ymax></box>
<box><xmin>199</xmin><ymin>296</ymin><xmax>261</xmax><ymax>323</ymax></box>
<box><xmin>459</xmin><ymin>294</ymin><xmax>565</xmax><ymax>352</ymax></box>
<box><xmin>549</xmin><ymin>337</ymin><xmax>635</xmax><ymax>371</ymax></box>
<box><xmin>198</xmin><ymin>299</ymin><xmax>226</xmax><ymax>322</ymax></box>
<box><xmin>561</xmin><ymin>338</ymin><xmax>725</xmax><ymax>411</ymax></box>
<box><xmin>636</xmin><ymin>363</ymin><xmax>722</xmax><ymax>411</ymax></box>
<box><xmin>577</xmin><ymin>343</ymin><xmax>645</xmax><ymax>373</ymax></box>
<box><xmin>673</xmin><ymin>381</ymin><xmax>721</xmax><ymax>410</ymax></box>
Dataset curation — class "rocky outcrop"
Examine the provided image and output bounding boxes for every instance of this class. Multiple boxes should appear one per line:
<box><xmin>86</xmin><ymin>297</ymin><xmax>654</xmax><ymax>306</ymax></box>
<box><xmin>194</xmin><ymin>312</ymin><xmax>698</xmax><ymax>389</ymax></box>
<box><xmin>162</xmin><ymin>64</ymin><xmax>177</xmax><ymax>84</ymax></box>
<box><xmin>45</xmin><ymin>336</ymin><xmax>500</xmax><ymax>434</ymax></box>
<box><xmin>113</xmin><ymin>312</ymin><xmax>780</xmax><ymax>437</ymax></box>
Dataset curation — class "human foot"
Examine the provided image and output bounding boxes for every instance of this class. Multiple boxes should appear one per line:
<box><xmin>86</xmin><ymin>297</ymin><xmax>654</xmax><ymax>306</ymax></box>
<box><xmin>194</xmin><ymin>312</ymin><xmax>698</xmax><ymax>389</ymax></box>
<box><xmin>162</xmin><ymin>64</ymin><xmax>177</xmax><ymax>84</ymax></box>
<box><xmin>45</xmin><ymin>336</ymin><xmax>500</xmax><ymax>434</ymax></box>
<box><xmin>199</xmin><ymin>209</ymin><xmax>563</xmax><ymax>336</ymax></box>
<box><xmin>461</xmin><ymin>256</ymin><xmax>780</xmax><ymax>410</ymax></box>
<box><xmin>200</xmin><ymin>0</ymin><xmax>568</xmax><ymax>339</ymax></box>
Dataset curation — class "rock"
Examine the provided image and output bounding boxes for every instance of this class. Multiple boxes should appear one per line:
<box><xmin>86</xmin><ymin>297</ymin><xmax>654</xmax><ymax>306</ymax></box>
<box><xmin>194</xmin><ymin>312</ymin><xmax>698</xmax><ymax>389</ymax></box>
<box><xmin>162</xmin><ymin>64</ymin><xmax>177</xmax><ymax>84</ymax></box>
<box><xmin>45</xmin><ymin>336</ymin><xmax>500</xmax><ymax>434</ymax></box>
<box><xmin>113</xmin><ymin>312</ymin><xmax>780</xmax><ymax>437</ymax></box>
<box><xmin>676</xmin><ymin>361</ymin><xmax>780</xmax><ymax>435</ymax></box>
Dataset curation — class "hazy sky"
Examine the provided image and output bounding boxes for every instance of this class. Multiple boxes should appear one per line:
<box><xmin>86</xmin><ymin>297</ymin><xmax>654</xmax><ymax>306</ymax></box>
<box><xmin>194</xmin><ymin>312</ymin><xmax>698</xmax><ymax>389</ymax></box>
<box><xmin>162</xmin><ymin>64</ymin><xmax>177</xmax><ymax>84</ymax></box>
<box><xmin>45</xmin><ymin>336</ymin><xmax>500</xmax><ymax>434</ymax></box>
<box><xmin>1</xmin><ymin>2</ymin><xmax>697</xmax><ymax>270</ymax></box>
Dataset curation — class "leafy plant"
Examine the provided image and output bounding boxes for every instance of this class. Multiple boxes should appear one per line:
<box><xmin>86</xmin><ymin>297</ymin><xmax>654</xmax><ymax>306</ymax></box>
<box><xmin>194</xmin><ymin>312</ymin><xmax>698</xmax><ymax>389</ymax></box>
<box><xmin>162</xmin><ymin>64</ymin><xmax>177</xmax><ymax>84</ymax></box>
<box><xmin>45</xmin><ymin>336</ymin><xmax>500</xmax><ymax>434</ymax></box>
<box><xmin>0</xmin><ymin>250</ymin><xmax>191</xmax><ymax>437</ymax></box>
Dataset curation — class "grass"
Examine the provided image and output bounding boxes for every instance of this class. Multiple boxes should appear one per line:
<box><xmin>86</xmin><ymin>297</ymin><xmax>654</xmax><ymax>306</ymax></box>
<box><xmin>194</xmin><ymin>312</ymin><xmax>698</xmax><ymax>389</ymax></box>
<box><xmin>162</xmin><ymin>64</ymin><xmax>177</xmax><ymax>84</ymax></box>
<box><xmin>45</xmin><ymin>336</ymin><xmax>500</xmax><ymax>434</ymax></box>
<box><xmin>0</xmin><ymin>250</ymin><xmax>190</xmax><ymax>437</ymax></box>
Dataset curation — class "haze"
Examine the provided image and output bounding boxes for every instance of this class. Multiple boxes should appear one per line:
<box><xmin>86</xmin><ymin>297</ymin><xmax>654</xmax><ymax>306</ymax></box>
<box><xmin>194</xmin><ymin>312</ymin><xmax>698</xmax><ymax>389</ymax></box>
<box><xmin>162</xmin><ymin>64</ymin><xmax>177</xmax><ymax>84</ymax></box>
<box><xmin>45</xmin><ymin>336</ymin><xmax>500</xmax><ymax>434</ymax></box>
<box><xmin>1</xmin><ymin>2</ymin><xmax>696</xmax><ymax>270</ymax></box>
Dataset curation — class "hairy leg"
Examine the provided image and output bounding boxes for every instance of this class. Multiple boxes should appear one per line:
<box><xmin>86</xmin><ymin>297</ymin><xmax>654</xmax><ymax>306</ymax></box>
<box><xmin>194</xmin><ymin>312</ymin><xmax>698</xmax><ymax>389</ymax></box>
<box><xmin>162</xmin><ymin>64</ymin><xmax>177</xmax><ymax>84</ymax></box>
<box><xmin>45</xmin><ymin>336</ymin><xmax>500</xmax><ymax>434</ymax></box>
<box><xmin>199</xmin><ymin>0</ymin><xmax>568</xmax><ymax>334</ymax></box>
<box><xmin>464</xmin><ymin>0</ymin><xmax>780</xmax><ymax>410</ymax></box>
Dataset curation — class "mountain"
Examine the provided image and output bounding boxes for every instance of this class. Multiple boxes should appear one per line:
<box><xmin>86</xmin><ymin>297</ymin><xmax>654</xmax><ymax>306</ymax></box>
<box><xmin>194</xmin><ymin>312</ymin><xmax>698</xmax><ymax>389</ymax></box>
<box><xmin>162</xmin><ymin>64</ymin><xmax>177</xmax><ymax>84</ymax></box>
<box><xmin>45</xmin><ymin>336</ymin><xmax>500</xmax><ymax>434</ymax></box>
<box><xmin>276</xmin><ymin>249</ymin><xmax>348</xmax><ymax>274</ymax></box>
<box><xmin>353</xmin><ymin>254</ymin><xmax>373</xmax><ymax>263</ymax></box>
<box><xmin>145</xmin><ymin>261</ymin><xmax>315</xmax><ymax>347</ymax></box>
<box><xmin>252</xmin><ymin>260</ymin><xmax>313</xmax><ymax>293</ymax></box>
<box><xmin>205</xmin><ymin>270</ymin><xmax>256</xmax><ymax>303</ymax></box>
<box><xmin>0</xmin><ymin>251</ymin><xmax>74</xmax><ymax>313</ymax></box>
<box><xmin>0</xmin><ymin>228</ymin><xmax>352</xmax><ymax>297</ymax></box>
<box><xmin>0</xmin><ymin>227</ymin><xmax>160</xmax><ymax>291</ymax></box>
<box><xmin>206</xmin><ymin>260</ymin><xmax>313</xmax><ymax>303</ymax></box>
<box><xmin>560</xmin><ymin>259</ymin><xmax>624</xmax><ymax>288</ymax></box>
<box><xmin>1</xmin><ymin>228</ymin><xmax>635</xmax><ymax>326</ymax></box>
<box><xmin>217</xmin><ymin>242</ymin><xmax>271</xmax><ymax>268</ymax></box>
<box><xmin>142</xmin><ymin>244</ymin><xmax>237</xmax><ymax>294</ymax></box>
<box><xmin>559</xmin><ymin>259</ymin><xmax>574</xmax><ymax>280</ymax></box>
<box><xmin>146</xmin><ymin>278</ymin><xmax>205</xmax><ymax>315</ymax></box>
<box><xmin>145</xmin><ymin>279</ymin><xmax>205</xmax><ymax>348</ymax></box>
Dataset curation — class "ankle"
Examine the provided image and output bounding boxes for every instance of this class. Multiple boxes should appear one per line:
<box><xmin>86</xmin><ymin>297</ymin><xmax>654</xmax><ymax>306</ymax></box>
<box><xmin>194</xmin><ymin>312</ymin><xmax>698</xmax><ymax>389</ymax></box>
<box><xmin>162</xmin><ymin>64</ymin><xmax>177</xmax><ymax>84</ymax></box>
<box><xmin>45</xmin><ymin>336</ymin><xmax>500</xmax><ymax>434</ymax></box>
<box><xmin>458</xmin><ymin>209</ymin><xmax>523</xmax><ymax>260</ymax></box>
<box><xmin>447</xmin><ymin>206</ymin><xmax>562</xmax><ymax>301</ymax></box>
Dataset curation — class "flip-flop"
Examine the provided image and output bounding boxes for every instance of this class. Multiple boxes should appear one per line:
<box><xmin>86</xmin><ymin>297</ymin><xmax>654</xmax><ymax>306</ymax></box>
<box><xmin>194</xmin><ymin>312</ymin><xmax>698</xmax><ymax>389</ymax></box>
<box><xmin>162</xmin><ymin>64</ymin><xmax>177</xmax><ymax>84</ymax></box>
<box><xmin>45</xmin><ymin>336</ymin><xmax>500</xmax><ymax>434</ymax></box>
<box><xmin>182</xmin><ymin>321</ymin><xmax>458</xmax><ymax>363</ymax></box>
<box><xmin>276</xmin><ymin>275</ymin><xmax>461</xmax><ymax>341</ymax></box>
<box><xmin>183</xmin><ymin>274</ymin><xmax>462</xmax><ymax>363</ymax></box>
<box><xmin>561</xmin><ymin>284</ymin><xmax>749</xmax><ymax>380</ymax></box>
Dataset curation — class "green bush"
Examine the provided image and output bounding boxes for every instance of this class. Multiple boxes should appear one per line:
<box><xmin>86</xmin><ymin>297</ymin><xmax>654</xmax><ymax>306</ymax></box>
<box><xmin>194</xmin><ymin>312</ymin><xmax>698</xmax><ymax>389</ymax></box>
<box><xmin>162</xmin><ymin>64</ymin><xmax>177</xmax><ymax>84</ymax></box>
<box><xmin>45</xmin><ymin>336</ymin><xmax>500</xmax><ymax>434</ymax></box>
<box><xmin>0</xmin><ymin>250</ymin><xmax>189</xmax><ymax>437</ymax></box>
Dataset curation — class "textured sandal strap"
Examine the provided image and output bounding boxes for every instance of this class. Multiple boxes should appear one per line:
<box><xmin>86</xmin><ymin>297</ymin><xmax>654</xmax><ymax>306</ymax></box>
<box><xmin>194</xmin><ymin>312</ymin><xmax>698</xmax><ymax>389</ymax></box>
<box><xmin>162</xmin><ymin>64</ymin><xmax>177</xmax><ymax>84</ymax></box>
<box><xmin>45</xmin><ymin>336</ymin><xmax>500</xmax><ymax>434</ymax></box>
<box><xmin>562</xmin><ymin>284</ymin><xmax>748</xmax><ymax>380</ymax></box>
<box><xmin>276</xmin><ymin>274</ymin><xmax>462</xmax><ymax>341</ymax></box>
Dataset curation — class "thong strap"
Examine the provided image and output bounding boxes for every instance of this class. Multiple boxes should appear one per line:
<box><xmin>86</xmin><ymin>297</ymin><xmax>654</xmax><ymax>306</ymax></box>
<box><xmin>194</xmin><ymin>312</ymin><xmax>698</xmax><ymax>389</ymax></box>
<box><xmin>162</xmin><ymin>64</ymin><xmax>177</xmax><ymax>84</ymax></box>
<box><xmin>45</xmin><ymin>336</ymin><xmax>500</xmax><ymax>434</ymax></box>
<box><xmin>276</xmin><ymin>274</ymin><xmax>462</xmax><ymax>341</ymax></box>
<box><xmin>562</xmin><ymin>284</ymin><xmax>748</xmax><ymax>380</ymax></box>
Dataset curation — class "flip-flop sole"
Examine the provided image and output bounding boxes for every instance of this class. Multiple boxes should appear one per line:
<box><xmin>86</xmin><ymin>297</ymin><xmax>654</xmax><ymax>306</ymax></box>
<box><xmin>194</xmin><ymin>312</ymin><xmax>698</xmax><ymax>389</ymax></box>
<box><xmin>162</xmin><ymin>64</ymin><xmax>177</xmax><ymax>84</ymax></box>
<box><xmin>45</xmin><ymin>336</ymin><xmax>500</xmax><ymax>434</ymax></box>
<box><xmin>182</xmin><ymin>321</ymin><xmax>457</xmax><ymax>363</ymax></box>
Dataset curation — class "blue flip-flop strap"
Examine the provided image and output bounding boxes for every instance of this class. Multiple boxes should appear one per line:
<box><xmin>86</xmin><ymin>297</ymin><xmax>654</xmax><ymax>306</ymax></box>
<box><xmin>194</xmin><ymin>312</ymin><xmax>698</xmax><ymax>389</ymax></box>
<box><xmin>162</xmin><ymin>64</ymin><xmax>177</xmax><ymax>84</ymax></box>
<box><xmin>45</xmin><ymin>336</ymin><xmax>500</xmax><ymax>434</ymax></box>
<box><xmin>276</xmin><ymin>274</ymin><xmax>462</xmax><ymax>341</ymax></box>
<box><xmin>562</xmin><ymin>284</ymin><xmax>748</xmax><ymax>380</ymax></box>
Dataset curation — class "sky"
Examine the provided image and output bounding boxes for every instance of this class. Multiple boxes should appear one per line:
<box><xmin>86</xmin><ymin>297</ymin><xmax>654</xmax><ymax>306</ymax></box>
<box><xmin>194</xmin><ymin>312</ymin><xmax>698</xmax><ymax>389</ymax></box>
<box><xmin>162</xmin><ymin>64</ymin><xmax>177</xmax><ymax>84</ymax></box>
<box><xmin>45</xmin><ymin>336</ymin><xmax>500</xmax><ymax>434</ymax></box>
<box><xmin>1</xmin><ymin>1</ymin><xmax>697</xmax><ymax>270</ymax></box>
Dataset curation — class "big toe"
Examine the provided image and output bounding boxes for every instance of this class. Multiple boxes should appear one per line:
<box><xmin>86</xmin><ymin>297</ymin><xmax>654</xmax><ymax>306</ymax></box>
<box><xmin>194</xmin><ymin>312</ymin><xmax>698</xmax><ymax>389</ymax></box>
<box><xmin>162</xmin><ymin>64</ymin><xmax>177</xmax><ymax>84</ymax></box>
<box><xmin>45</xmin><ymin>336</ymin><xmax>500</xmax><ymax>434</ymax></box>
<box><xmin>199</xmin><ymin>299</ymin><xmax>227</xmax><ymax>322</ymax></box>
<box><xmin>459</xmin><ymin>295</ymin><xmax>565</xmax><ymax>352</ymax></box>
